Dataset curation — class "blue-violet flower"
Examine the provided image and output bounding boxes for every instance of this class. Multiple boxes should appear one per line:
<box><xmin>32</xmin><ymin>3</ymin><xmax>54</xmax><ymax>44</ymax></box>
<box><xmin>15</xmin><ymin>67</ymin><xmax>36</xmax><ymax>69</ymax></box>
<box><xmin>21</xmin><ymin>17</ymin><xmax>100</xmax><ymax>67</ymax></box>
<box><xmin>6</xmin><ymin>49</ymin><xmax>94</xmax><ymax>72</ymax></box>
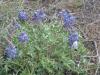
<box><xmin>18</xmin><ymin>32</ymin><xmax>29</xmax><ymax>43</ymax></box>
<box><xmin>32</xmin><ymin>9</ymin><xmax>46</xmax><ymax>22</ymax></box>
<box><xmin>5</xmin><ymin>44</ymin><xmax>17</xmax><ymax>59</ymax></box>
<box><xmin>58</xmin><ymin>9</ymin><xmax>76</xmax><ymax>28</ymax></box>
<box><xmin>68</xmin><ymin>32</ymin><xmax>79</xmax><ymax>49</ymax></box>
<box><xmin>18</xmin><ymin>10</ymin><xmax>28</xmax><ymax>21</ymax></box>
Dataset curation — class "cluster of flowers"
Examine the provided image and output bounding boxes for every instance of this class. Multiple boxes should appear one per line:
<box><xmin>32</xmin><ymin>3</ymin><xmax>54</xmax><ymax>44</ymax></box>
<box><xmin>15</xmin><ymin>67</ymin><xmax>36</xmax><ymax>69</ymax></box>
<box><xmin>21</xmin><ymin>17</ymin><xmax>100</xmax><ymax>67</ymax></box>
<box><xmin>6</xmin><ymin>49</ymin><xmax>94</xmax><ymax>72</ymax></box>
<box><xmin>5</xmin><ymin>8</ymin><xmax>47</xmax><ymax>59</ymax></box>
<box><xmin>58</xmin><ymin>9</ymin><xmax>79</xmax><ymax>50</ymax></box>
<box><xmin>18</xmin><ymin>9</ymin><xmax>47</xmax><ymax>22</ymax></box>
<box><xmin>5</xmin><ymin>31</ymin><xmax>29</xmax><ymax>59</ymax></box>
<box><xmin>4</xmin><ymin>8</ymin><xmax>79</xmax><ymax>59</ymax></box>
<box><xmin>4</xmin><ymin>10</ymin><xmax>30</xmax><ymax>59</ymax></box>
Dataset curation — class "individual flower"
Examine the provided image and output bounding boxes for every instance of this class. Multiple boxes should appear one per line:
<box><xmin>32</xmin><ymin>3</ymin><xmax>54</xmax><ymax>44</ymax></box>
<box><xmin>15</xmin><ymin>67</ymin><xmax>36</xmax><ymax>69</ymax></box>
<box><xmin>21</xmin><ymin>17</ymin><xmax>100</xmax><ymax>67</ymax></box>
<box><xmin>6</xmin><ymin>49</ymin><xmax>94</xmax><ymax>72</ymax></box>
<box><xmin>18</xmin><ymin>32</ymin><xmax>29</xmax><ymax>43</ymax></box>
<box><xmin>68</xmin><ymin>31</ymin><xmax>79</xmax><ymax>49</ymax></box>
<box><xmin>4</xmin><ymin>44</ymin><xmax>17</xmax><ymax>59</ymax></box>
<box><xmin>32</xmin><ymin>8</ymin><xmax>46</xmax><ymax>22</ymax></box>
<box><xmin>18</xmin><ymin>10</ymin><xmax>28</xmax><ymax>21</ymax></box>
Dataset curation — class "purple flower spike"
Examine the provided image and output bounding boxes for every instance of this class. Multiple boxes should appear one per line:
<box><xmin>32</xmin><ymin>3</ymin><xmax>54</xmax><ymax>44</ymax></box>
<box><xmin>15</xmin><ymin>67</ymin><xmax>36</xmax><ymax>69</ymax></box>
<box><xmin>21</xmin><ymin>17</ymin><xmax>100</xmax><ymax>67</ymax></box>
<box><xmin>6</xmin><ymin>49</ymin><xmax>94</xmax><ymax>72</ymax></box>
<box><xmin>63</xmin><ymin>15</ymin><xmax>76</xmax><ymax>28</ymax></box>
<box><xmin>68</xmin><ymin>32</ymin><xmax>79</xmax><ymax>49</ymax></box>
<box><xmin>18</xmin><ymin>32</ymin><xmax>29</xmax><ymax>43</ymax></box>
<box><xmin>32</xmin><ymin>8</ymin><xmax>46</xmax><ymax>22</ymax></box>
<box><xmin>5</xmin><ymin>44</ymin><xmax>17</xmax><ymax>59</ymax></box>
<box><xmin>58</xmin><ymin>9</ymin><xmax>76</xmax><ymax>29</ymax></box>
<box><xmin>18</xmin><ymin>10</ymin><xmax>28</xmax><ymax>21</ymax></box>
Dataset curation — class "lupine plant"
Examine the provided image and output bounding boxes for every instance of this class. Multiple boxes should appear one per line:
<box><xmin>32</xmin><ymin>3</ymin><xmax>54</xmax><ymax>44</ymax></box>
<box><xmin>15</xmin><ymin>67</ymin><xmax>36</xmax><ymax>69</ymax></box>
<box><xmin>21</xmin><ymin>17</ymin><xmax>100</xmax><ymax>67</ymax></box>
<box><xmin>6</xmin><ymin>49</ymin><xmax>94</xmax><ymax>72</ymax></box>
<box><xmin>0</xmin><ymin>1</ymin><xmax>87</xmax><ymax>75</ymax></box>
<box><xmin>0</xmin><ymin>0</ymin><xmax>97</xmax><ymax>75</ymax></box>
<box><xmin>0</xmin><ymin>20</ymin><xmax>87</xmax><ymax>75</ymax></box>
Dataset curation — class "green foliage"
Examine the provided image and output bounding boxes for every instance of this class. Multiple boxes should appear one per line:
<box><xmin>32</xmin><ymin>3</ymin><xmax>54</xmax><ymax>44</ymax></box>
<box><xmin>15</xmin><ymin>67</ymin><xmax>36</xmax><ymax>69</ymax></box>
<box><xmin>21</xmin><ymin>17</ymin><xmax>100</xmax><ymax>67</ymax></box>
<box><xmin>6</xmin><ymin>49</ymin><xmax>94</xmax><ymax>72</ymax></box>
<box><xmin>0</xmin><ymin>21</ymin><xmax>87</xmax><ymax>75</ymax></box>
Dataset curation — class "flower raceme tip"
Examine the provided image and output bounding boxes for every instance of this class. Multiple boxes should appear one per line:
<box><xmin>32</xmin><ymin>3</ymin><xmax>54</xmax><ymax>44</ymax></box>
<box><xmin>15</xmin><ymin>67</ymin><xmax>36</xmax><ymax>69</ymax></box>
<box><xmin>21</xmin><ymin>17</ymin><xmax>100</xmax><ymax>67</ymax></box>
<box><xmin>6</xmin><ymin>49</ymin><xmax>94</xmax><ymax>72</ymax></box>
<box><xmin>68</xmin><ymin>32</ymin><xmax>79</xmax><ymax>49</ymax></box>
<box><xmin>32</xmin><ymin>8</ymin><xmax>47</xmax><ymax>22</ymax></box>
<box><xmin>58</xmin><ymin>9</ymin><xmax>76</xmax><ymax>28</ymax></box>
<box><xmin>18</xmin><ymin>10</ymin><xmax>28</xmax><ymax>21</ymax></box>
<box><xmin>18</xmin><ymin>32</ymin><xmax>29</xmax><ymax>43</ymax></box>
<box><xmin>5</xmin><ymin>44</ymin><xmax>17</xmax><ymax>59</ymax></box>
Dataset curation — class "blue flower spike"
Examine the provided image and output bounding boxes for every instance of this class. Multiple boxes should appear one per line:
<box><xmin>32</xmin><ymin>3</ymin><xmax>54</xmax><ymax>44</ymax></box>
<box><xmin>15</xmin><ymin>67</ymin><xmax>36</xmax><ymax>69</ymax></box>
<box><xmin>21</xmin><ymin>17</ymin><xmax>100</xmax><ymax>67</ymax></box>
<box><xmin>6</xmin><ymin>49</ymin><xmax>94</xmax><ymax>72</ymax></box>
<box><xmin>59</xmin><ymin>9</ymin><xmax>69</xmax><ymax>17</ymax></box>
<box><xmin>32</xmin><ymin>8</ymin><xmax>46</xmax><ymax>22</ymax></box>
<box><xmin>68</xmin><ymin>31</ymin><xmax>79</xmax><ymax>50</ymax></box>
<box><xmin>18</xmin><ymin>32</ymin><xmax>29</xmax><ymax>43</ymax></box>
<box><xmin>58</xmin><ymin>9</ymin><xmax>76</xmax><ymax>29</ymax></box>
<box><xmin>18</xmin><ymin>10</ymin><xmax>28</xmax><ymax>21</ymax></box>
<box><xmin>5</xmin><ymin>44</ymin><xmax>17</xmax><ymax>59</ymax></box>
